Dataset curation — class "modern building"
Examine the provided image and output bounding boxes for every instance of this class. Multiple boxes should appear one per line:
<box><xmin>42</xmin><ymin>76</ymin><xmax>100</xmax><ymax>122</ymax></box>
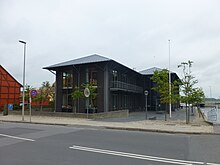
<box><xmin>44</xmin><ymin>54</ymin><xmax>180</xmax><ymax>113</ymax></box>
<box><xmin>140</xmin><ymin>67</ymin><xmax>180</xmax><ymax>111</ymax></box>
<box><xmin>0</xmin><ymin>65</ymin><xmax>22</xmax><ymax>111</ymax></box>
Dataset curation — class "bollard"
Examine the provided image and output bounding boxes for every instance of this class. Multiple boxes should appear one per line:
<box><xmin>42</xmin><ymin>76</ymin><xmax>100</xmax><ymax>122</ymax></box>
<box><xmin>3</xmin><ymin>104</ymin><xmax>8</xmax><ymax>116</ymax></box>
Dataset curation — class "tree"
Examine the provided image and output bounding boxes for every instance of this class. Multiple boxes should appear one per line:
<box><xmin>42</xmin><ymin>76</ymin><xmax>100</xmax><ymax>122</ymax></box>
<box><xmin>24</xmin><ymin>85</ymin><xmax>34</xmax><ymax>101</ymax></box>
<box><xmin>150</xmin><ymin>69</ymin><xmax>180</xmax><ymax>120</ymax></box>
<box><xmin>189</xmin><ymin>87</ymin><xmax>205</xmax><ymax>114</ymax></box>
<box><xmin>71</xmin><ymin>83</ymin><xmax>97</xmax><ymax>113</ymax></box>
<box><xmin>83</xmin><ymin>83</ymin><xmax>97</xmax><ymax>109</ymax></box>
<box><xmin>34</xmin><ymin>81</ymin><xmax>53</xmax><ymax>111</ymax></box>
<box><xmin>49</xmin><ymin>82</ymin><xmax>55</xmax><ymax>108</ymax></box>
<box><xmin>71</xmin><ymin>86</ymin><xmax>83</xmax><ymax>113</ymax></box>
<box><xmin>178</xmin><ymin>60</ymin><xmax>204</xmax><ymax>124</ymax></box>
<box><xmin>22</xmin><ymin>84</ymin><xmax>34</xmax><ymax>109</ymax></box>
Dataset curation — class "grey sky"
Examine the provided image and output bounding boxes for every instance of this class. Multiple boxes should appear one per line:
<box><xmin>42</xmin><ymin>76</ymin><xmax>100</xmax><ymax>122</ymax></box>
<box><xmin>1</xmin><ymin>0</ymin><xmax>220</xmax><ymax>98</ymax></box>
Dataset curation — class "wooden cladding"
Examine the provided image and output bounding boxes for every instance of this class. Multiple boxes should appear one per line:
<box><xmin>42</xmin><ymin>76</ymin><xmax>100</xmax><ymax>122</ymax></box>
<box><xmin>0</xmin><ymin>65</ymin><xmax>22</xmax><ymax>111</ymax></box>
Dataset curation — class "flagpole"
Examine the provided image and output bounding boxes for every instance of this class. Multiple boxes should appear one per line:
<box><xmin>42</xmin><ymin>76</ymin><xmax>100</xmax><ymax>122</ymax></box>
<box><xmin>168</xmin><ymin>39</ymin><xmax>172</xmax><ymax>118</ymax></box>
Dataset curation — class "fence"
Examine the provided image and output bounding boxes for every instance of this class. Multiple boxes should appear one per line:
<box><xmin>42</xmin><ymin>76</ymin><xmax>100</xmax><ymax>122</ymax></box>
<box><xmin>201</xmin><ymin>106</ymin><xmax>220</xmax><ymax>124</ymax></box>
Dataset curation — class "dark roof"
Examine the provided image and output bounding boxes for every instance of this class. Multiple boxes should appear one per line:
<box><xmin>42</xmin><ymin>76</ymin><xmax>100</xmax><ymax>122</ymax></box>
<box><xmin>139</xmin><ymin>67</ymin><xmax>175</xmax><ymax>75</ymax></box>
<box><xmin>43</xmin><ymin>54</ymin><xmax>111</xmax><ymax>70</ymax></box>
<box><xmin>139</xmin><ymin>67</ymin><xmax>163</xmax><ymax>75</ymax></box>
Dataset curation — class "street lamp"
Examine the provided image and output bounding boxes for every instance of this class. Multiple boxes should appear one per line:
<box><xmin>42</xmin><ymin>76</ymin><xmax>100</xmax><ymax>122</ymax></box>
<box><xmin>19</xmin><ymin>40</ymin><xmax>26</xmax><ymax>121</ymax></box>
<box><xmin>144</xmin><ymin>90</ymin><xmax>148</xmax><ymax>120</ymax></box>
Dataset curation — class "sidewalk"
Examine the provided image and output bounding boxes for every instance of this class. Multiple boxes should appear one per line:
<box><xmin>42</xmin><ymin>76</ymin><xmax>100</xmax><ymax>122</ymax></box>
<box><xmin>0</xmin><ymin>112</ymin><xmax>216</xmax><ymax>135</ymax></box>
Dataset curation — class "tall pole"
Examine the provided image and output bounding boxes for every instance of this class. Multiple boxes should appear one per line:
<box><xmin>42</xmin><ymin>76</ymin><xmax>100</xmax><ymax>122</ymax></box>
<box><xmin>19</xmin><ymin>40</ymin><xmax>26</xmax><ymax>121</ymax></box>
<box><xmin>144</xmin><ymin>90</ymin><xmax>148</xmax><ymax>120</ymax></box>
<box><xmin>145</xmin><ymin>95</ymin><xmax>148</xmax><ymax>119</ymax></box>
<box><xmin>168</xmin><ymin>40</ymin><xmax>172</xmax><ymax>118</ymax></box>
<box><xmin>209</xmin><ymin>86</ymin><xmax>212</xmax><ymax>98</ymax></box>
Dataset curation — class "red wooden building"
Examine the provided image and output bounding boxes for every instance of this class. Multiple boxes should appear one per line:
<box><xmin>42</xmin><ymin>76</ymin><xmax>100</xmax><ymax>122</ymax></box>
<box><xmin>0</xmin><ymin>65</ymin><xmax>22</xmax><ymax>111</ymax></box>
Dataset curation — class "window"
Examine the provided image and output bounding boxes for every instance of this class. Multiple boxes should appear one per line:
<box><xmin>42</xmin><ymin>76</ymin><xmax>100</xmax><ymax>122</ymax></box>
<box><xmin>112</xmin><ymin>94</ymin><xmax>118</xmax><ymax>110</ymax></box>
<box><xmin>124</xmin><ymin>95</ymin><xmax>127</xmax><ymax>108</ymax></box>
<box><xmin>62</xmin><ymin>71</ymin><xmax>73</xmax><ymax>89</ymax></box>
<box><xmin>112</xmin><ymin>70</ymin><xmax>118</xmax><ymax>81</ymax></box>
<box><xmin>62</xmin><ymin>93</ymin><xmax>72</xmax><ymax>111</ymax></box>
<box><xmin>89</xmin><ymin>71</ymin><xmax>97</xmax><ymax>86</ymax></box>
<box><xmin>112</xmin><ymin>70</ymin><xmax>118</xmax><ymax>88</ymax></box>
<box><xmin>121</xmin><ymin>74</ymin><xmax>127</xmax><ymax>83</ymax></box>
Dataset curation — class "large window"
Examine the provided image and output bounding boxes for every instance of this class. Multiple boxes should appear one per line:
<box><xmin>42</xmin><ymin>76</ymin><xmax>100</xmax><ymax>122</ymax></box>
<box><xmin>89</xmin><ymin>71</ymin><xmax>97</xmax><ymax>86</ymax></box>
<box><xmin>112</xmin><ymin>94</ymin><xmax>118</xmax><ymax>110</ymax></box>
<box><xmin>62</xmin><ymin>93</ymin><xmax>72</xmax><ymax>112</ymax></box>
<box><xmin>62</xmin><ymin>71</ymin><xmax>73</xmax><ymax>89</ymax></box>
<box><xmin>62</xmin><ymin>71</ymin><xmax>73</xmax><ymax>112</ymax></box>
<box><xmin>123</xmin><ymin>95</ymin><xmax>127</xmax><ymax>108</ymax></box>
<box><xmin>121</xmin><ymin>74</ymin><xmax>127</xmax><ymax>83</ymax></box>
<box><xmin>112</xmin><ymin>70</ymin><xmax>118</xmax><ymax>81</ymax></box>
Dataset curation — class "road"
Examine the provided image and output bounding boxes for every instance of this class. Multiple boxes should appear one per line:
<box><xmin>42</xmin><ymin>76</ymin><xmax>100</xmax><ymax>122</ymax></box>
<box><xmin>0</xmin><ymin>122</ymin><xmax>220</xmax><ymax>165</ymax></box>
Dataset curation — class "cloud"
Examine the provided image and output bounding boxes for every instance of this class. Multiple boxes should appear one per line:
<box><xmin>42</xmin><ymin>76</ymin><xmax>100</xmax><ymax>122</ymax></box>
<box><xmin>1</xmin><ymin>0</ymin><xmax>220</xmax><ymax>98</ymax></box>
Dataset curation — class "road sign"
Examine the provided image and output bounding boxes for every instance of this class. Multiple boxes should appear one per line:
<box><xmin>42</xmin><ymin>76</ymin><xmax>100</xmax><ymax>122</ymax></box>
<box><xmin>8</xmin><ymin>104</ymin><xmax>13</xmax><ymax>110</ymax></box>
<box><xmin>84</xmin><ymin>88</ymin><xmax>90</xmax><ymax>98</ymax></box>
<box><xmin>30</xmin><ymin>90</ymin><xmax>37</xmax><ymax>97</ymax></box>
<box><xmin>144</xmin><ymin>90</ymin><xmax>148</xmax><ymax>96</ymax></box>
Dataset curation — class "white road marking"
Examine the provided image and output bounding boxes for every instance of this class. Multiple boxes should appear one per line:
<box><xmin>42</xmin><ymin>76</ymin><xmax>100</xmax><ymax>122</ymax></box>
<box><xmin>0</xmin><ymin>133</ymin><xmax>35</xmax><ymax>142</ymax></box>
<box><xmin>69</xmin><ymin>145</ymin><xmax>220</xmax><ymax>165</ymax></box>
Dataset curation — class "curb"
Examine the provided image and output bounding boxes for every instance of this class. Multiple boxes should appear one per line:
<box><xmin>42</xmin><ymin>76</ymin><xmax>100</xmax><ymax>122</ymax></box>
<box><xmin>1</xmin><ymin>119</ymin><xmax>220</xmax><ymax>135</ymax></box>
<box><xmin>104</xmin><ymin>126</ymin><xmax>220</xmax><ymax>135</ymax></box>
<box><xmin>0</xmin><ymin>120</ymin><xmax>69</xmax><ymax>126</ymax></box>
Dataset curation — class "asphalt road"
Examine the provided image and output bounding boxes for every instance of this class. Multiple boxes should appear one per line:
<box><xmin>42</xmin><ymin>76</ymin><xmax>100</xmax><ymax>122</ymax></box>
<box><xmin>0</xmin><ymin>122</ymin><xmax>220</xmax><ymax>165</ymax></box>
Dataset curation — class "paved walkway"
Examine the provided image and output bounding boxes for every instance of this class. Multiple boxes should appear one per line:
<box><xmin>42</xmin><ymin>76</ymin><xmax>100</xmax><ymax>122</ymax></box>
<box><xmin>96</xmin><ymin>108</ymin><xmax>196</xmax><ymax>122</ymax></box>
<box><xmin>0</xmin><ymin>109</ymin><xmax>216</xmax><ymax>135</ymax></box>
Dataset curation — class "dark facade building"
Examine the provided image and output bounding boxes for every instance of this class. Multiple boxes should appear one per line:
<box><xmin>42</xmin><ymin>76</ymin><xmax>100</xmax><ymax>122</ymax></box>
<box><xmin>140</xmin><ymin>67</ymin><xmax>180</xmax><ymax>111</ymax></box>
<box><xmin>44</xmin><ymin>54</ymin><xmax>180</xmax><ymax>113</ymax></box>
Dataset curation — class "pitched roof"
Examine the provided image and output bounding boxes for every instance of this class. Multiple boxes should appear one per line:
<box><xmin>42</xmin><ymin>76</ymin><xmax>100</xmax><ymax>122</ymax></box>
<box><xmin>140</xmin><ymin>67</ymin><xmax>177</xmax><ymax>79</ymax></box>
<box><xmin>139</xmin><ymin>67</ymin><xmax>163</xmax><ymax>75</ymax></box>
<box><xmin>0</xmin><ymin>65</ymin><xmax>22</xmax><ymax>86</ymax></box>
<box><xmin>43</xmin><ymin>54</ymin><xmax>111</xmax><ymax>70</ymax></box>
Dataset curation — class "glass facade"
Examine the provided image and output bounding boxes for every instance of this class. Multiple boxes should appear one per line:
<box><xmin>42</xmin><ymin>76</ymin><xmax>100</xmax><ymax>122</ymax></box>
<box><xmin>62</xmin><ymin>71</ymin><xmax>73</xmax><ymax>111</ymax></box>
<box><xmin>62</xmin><ymin>71</ymin><xmax>73</xmax><ymax>89</ymax></box>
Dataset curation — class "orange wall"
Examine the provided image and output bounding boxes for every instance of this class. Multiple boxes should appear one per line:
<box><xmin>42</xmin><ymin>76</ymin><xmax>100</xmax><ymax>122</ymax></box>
<box><xmin>0</xmin><ymin>66</ymin><xmax>21</xmax><ymax>111</ymax></box>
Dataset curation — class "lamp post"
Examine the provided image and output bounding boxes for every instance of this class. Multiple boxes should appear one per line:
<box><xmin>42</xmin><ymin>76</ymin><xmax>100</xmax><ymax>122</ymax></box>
<box><xmin>168</xmin><ymin>39</ymin><xmax>172</xmax><ymax>118</ymax></box>
<box><xmin>144</xmin><ymin>90</ymin><xmax>148</xmax><ymax>120</ymax></box>
<box><xmin>19</xmin><ymin>40</ymin><xmax>26</xmax><ymax>121</ymax></box>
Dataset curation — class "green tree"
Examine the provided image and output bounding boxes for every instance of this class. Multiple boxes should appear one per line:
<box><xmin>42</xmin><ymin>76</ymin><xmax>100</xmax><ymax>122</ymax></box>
<box><xmin>178</xmin><ymin>60</ymin><xmax>204</xmax><ymax>123</ymax></box>
<box><xmin>83</xmin><ymin>83</ymin><xmax>97</xmax><ymax>109</ymax></box>
<box><xmin>34</xmin><ymin>81</ymin><xmax>53</xmax><ymax>111</ymax></box>
<box><xmin>150</xmin><ymin>69</ymin><xmax>180</xmax><ymax>120</ymax></box>
<box><xmin>189</xmin><ymin>87</ymin><xmax>205</xmax><ymax>114</ymax></box>
<box><xmin>71</xmin><ymin>83</ymin><xmax>97</xmax><ymax>113</ymax></box>
<box><xmin>23</xmin><ymin>84</ymin><xmax>34</xmax><ymax>109</ymax></box>
<box><xmin>48</xmin><ymin>82</ymin><xmax>55</xmax><ymax>108</ymax></box>
<box><xmin>71</xmin><ymin>86</ymin><xmax>83</xmax><ymax>113</ymax></box>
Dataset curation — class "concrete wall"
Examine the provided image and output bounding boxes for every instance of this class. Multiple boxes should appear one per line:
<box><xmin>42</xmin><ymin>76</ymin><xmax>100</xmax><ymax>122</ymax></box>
<box><xmin>7</xmin><ymin>109</ymin><xmax>129</xmax><ymax>119</ymax></box>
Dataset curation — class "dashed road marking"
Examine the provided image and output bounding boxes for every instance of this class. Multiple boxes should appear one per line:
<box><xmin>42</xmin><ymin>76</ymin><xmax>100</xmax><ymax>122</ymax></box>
<box><xmin>0</xmin><ymin>133</ymin><xmax>35</xmax><ymax>142</ymax></box>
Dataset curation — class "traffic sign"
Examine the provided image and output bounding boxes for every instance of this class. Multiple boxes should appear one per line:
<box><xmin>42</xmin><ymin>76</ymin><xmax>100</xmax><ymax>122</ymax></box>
<box><xmin>30</xmin><ymin>90</ymin><xmax>37</xmax><ymax>97</ymax></box>
<box><xmin>84</xmin><ymin>88</ymin><xmax>90</xmax><ymax>98</ymax></box>
<box><xmin>144</xmin><ymin>90</ymin><xmax>148</xmax><ymax>96</ymax></box>
<box><xmin>8</xmin><ymin>104</ymin><xmax>13</xmax><ymax>110</ymax></box>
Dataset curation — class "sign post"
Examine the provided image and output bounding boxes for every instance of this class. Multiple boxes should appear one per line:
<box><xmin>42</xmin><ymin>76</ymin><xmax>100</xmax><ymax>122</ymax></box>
<box><xmin>30</xmin><ymin>90</ymin><xmax>37</xmax><ymax>122</ymax></box>
<box><xmin>84</xmin><ymin>87</ymin><xmax>90</xmax><ymax>119</ymax></box>
<box><xmin>29</xmin><ymin>95</ymin><xmax>32</xmax><ymax>122</ymax></box>
<box><xmin>144</xmin><ymin>90</ymin><xmax>149</xmax><ymax>120</ymax></box>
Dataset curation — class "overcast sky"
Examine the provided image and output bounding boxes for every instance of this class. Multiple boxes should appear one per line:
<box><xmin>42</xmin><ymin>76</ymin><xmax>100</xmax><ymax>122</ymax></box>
<box><xmin>1</xmin><ymin>0</ymin><xmax>220</xmax><ymax>98</ymax></box>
